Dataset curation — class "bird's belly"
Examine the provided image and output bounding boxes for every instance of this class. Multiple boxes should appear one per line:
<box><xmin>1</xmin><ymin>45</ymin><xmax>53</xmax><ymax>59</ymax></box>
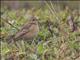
<box><xmin>23</xmin><ymin>25</ymin><xmax>39</xmax><ymax>39</ymax></box>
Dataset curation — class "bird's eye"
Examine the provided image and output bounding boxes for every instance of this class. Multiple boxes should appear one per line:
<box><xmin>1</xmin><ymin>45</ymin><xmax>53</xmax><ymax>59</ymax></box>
<box><xmin>32</xmin><ymin>19</ymin><xmax>35</xmax><ymax>21</ymax></box>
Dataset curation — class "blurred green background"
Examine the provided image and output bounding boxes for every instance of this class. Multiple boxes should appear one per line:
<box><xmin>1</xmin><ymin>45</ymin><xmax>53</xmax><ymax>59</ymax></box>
<box><xmin>1</xmin><ymin>1</ymin><xmax>80</xmax><ymax>60</ymax></box>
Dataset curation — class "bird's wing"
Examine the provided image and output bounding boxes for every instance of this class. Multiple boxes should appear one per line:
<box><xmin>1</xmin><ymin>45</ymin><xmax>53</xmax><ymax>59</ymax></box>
<box><xmin>20</xmin><ymin>22</ymin><xmax>32</xmax><ymax>30</ymax></box>
<box><xmin>14</xmin><ymin>29</ymin><xmax>29</xmax><ymax>39</ymax></box>
<box><xmin>14</xmin><ymin>22</ymin><xmax>34</xmax><ymax>39</ymax></box>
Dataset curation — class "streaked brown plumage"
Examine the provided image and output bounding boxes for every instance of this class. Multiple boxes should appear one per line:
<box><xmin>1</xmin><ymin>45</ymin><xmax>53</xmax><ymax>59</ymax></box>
<box><xmin>8</xmin><ymin>16</ymin><xmax>39</xmax><ymax>43</ymax></box>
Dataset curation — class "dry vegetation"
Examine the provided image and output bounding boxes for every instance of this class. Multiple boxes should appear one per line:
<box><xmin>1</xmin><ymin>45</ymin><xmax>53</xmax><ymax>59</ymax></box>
<box><xmin>0</xmin><ymin>1</ymin><xmax>80</xmax><ymax>60</ymax></box>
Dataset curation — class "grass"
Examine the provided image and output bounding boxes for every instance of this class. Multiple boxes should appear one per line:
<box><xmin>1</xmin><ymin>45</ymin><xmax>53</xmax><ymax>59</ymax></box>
<box><xmin>1</xmin><ymin>3</ymin><xmax>80</xmax><ymax>60</ymax></box>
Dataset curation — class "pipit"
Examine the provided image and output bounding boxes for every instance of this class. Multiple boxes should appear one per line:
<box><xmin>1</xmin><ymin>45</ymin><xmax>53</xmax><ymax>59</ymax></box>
<box><xmin>8</xmin><ymin>16</ymin><xmax>39</xmax><ymax>43</ymax></box>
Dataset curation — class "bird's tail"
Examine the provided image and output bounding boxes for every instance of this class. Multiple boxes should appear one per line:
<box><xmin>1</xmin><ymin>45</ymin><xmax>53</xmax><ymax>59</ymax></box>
<box><xmin>6</xmin><ymin>35</ymin><xmax>15</xmax><ymax>44</ymax></box>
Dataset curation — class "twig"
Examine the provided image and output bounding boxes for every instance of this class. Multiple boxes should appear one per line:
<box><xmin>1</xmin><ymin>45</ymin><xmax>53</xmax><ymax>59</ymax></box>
<box><xmin>44</xmin><ymin>1</ymin><xmax>60</xmax><ymax>21</ymax></box>
<box><xmin>1</xmin><ymin>17</ymin><xmax>19</xmax><ymax>31</ymax></box>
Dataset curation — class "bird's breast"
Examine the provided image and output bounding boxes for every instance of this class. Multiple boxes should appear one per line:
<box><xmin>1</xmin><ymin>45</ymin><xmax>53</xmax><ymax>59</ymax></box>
<box><xmin>23</xmin><ymin>24</ymin><xmax>39</xmax><ymax>39</ymax></box>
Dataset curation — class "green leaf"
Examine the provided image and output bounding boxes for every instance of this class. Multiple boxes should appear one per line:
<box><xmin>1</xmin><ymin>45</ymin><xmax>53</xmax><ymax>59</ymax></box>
<box><xmin>37</xmin><ymin>43</ymin><xmax>44</xmax><ymax>54</ymax></box>
<box><xmin>1</xmin><ymin>42</ymin><xmax>10</xmax><ymax>55</ymax></box>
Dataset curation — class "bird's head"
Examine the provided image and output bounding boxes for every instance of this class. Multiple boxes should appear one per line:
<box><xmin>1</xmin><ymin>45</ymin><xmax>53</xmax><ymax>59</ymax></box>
<box><xmin>29</xmin><ymin>16</ymin><xmax>39</xmax><ymax>24</ymax></box>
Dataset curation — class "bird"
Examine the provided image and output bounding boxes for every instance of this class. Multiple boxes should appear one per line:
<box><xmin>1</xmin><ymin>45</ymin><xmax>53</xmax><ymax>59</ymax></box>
<box><xmin>7</xmin><ymin>16</ymin><xmax>39</xmax><ymax>43</ymax></box>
